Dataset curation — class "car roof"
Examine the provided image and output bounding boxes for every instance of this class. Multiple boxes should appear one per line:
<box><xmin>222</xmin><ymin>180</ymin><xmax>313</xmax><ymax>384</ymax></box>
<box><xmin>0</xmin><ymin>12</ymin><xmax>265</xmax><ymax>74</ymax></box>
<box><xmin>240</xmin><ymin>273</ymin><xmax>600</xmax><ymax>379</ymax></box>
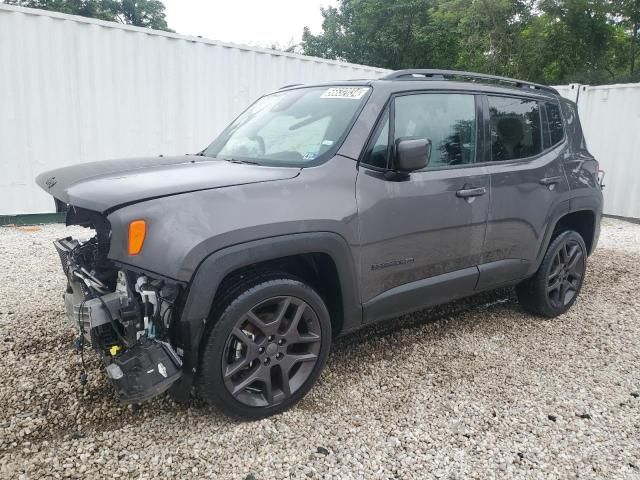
<box><xmin>381</xmin><ymin>69</ymin><xmax>559</xmax><ymax>95</ymax></box>
<box><xmin>280</xmin><ymin>69</ymin><xmax>560</xmax><ymax>101</ymax></box>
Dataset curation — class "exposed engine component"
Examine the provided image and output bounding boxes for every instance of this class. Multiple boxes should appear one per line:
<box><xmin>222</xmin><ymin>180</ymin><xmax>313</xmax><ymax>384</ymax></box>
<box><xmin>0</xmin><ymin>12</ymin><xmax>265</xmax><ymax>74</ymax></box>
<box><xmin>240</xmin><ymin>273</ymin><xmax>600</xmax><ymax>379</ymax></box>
<box><xmin>53</xmin><ymin>231</ymin><xmax>183</xmax><ymax>403</ymax></box>
<box><xmin>64</xmin><ymin>290</ymin><xmax>126</xmax><ymax>345</ymax></box>
<box><xmin>105</xmin><ymin>338</ymin><xmax>182</xmax><ymax>403</ymax></box>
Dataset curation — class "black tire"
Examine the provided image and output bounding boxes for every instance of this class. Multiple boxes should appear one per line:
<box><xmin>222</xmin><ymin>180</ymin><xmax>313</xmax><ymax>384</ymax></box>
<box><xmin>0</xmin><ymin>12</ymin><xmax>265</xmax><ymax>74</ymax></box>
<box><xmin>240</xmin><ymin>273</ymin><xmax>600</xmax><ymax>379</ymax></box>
<box><xmin>198</xmin><ymin>275</ymin><xmax>332</xmax><ymax>420</ymax></box>
<box><xmin>516</xmin><ymin>230</ymin><xmax>587</xmax><ymax>317</ymax></box>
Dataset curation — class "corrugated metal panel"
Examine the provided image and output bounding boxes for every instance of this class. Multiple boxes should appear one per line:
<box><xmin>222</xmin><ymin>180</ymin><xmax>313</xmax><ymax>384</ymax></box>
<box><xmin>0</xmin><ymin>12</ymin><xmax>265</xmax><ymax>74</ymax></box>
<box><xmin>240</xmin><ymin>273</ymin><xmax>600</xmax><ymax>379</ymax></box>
<box><xmin>576</xmin><ymin>84</ymin><xmax>640</xmax><ymax>219</ymax></box>
<box><xmin>556</xmin><ymin>83</ymin><xmax>640</xmax><ymax>219</ymax></box>
<box><xmin>553</xmin><ymin>84</ymin><xmax>581</xmax><ymax>103</ymax></box>
<box><xmin>0</xmin><ymin>4</ymin><xmax>389</xmax><ymax>215</ymax></box>
<box><xmin>3</xmin><ymin>4</ymin><xmax>638</xmax><ymax>219</ymax></box>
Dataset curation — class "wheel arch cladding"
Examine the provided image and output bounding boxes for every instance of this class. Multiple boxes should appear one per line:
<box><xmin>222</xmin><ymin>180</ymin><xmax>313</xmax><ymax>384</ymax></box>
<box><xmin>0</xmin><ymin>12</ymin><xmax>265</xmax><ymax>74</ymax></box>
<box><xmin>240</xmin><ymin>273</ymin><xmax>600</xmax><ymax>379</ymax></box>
<box><xmin>533</xmin><ymin>201</ymin><xmax>599</xmax><ymax>276</ymax></box>
<box><xmin>207</xmin><ymin>252</ymin><xmax>346</xmax><ymax>339</ymax></box>
<box><xmin>168</xmin><ymin>232</ymin><xmax>361</xmax><ymax>401</ymax></box>
<box><xmin>553</xmin><ymin>209</ymin><xmax>597</xmax><ymax>254</ymax></box>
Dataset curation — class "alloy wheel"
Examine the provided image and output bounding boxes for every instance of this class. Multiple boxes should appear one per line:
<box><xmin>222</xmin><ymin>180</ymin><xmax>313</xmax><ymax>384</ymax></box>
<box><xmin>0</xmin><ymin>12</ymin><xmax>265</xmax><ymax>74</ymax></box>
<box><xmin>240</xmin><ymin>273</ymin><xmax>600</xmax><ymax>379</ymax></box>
<box><xmin>547</xmin><ymin>238</ymin><xmax>584</xmax><ymax>309</ymax></box>
<box><xmin>221</xmin><ymin>296</ymin><xmax>322</xmax><ymax>407</ymax></box>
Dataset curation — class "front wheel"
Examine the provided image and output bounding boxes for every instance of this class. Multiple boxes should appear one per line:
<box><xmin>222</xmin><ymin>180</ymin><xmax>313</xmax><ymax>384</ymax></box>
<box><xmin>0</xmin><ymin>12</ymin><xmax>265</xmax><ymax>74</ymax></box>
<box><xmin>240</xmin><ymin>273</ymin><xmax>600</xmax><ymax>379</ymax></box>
<box><xmin>516</xmin><ymin>230</ymin><xmax>587</xmax><ymax>317</ymax></box>
<box><xmin>198</xmin><ymin>276</ymin><xmax>332</xmax><ymax>420</ymax></box>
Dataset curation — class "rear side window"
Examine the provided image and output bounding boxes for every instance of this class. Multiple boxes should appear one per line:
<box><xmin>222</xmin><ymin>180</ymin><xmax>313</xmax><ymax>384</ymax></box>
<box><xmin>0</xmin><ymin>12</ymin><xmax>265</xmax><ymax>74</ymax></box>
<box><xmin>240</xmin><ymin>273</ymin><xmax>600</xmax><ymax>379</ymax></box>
<box><xmin>560</xmin><ymin>100</ymin><xmax>588</xmax><ymax>150</ymax></box>
<box><xmin>394</xmin><ymin>93</ymin><xmax>477</xmax><ymax>168</ymax></box>
<box><xmin>488</xmin><ymin>96</ymin><xmax>542</xmax><ymax>161</ymax></box>
<box><xmin>545</xmin><ymin>101</ymin><xmax>565</xmax><ymax>146</ymax></box>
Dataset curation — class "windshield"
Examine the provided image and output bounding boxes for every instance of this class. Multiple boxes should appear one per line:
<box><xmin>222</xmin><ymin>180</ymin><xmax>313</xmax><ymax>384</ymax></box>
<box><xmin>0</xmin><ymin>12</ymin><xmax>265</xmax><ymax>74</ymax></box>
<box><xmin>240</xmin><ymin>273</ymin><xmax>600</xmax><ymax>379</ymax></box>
<box><xmin>203</xmin><ymin>86</ymin><xmax>371</xmax><ymax>166</ymax></box>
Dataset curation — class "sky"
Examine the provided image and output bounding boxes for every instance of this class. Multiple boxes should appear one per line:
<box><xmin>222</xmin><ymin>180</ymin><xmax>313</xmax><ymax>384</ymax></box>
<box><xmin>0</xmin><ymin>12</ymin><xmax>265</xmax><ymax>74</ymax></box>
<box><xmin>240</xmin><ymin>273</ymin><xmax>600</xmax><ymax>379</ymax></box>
<box><xmin>162</xmin><ymin>0</ymin><xmax>338</xmax><ymax>49</ymax></box>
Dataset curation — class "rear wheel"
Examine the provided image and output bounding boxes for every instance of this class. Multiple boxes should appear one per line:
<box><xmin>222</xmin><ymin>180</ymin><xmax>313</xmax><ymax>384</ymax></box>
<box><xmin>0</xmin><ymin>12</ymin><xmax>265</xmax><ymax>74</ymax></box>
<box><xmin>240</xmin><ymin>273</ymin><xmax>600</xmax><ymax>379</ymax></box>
<box><xmin>199</xmin><ymin>276</ymin><xmax>331</xmax><ymax>419</ymax></box>
<box><xmin>516</xmin><ymin>230</ymin><xmax>587</xmax><ymax>317</ymax></box>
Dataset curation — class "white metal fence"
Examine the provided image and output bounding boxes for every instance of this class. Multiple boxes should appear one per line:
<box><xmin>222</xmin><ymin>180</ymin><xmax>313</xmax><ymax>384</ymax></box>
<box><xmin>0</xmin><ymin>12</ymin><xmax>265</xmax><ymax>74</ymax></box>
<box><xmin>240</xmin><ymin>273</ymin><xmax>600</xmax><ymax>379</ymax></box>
<box><xmin>1</xmin><ymin>4</ymin><xmax>638</xmax><ymax>219</ymax></box>
<box><xmin>0</xmin><ymin>4</ymin><xmax>388</xmax><ymax>215</ymax></box>
<box><xmin>556</xmin><ymin>83</ymin><xmax>640</xmax><ymax>220</ymax></box>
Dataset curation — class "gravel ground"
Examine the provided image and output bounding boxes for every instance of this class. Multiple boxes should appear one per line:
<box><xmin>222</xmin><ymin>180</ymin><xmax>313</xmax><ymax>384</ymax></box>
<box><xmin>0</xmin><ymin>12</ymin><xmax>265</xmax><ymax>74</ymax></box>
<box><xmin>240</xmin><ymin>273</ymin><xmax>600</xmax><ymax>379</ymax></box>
<box><xmin>0</xmin><ymin>218</ymin><xmax>639</xmax><ymax>479</ymax></box>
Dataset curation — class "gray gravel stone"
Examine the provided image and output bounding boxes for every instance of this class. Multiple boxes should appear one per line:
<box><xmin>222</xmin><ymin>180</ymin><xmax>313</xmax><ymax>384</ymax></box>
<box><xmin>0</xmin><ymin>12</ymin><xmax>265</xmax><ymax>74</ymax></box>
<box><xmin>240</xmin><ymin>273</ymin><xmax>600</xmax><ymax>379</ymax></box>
<box><xmin>0</xmin><ymin>219</ymin><xmax>639</xmax><ymax>479</ymax></box>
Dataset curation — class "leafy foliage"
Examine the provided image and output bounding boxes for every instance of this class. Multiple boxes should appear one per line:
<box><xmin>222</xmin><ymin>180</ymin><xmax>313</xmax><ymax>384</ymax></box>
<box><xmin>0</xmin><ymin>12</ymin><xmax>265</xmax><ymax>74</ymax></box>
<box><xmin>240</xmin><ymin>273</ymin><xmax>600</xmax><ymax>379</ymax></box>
<box><xmin>4</xmin><ymin>0</ymin><xmax>172</xmax><ymax>31</ymax></box>
<box><xmin>302</xmin><ymin>0</ymin><xmax>640</xmax><ymax>84</ymax></box>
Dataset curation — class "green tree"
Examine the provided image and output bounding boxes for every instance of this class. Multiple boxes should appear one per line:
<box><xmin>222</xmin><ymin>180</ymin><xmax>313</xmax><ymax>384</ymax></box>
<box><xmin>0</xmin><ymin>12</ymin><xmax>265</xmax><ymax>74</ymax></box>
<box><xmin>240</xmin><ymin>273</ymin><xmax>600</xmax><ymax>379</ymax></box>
<box><xmin>302</xmin><ymin>0</ymin><xmax>537</xmax><ymax>75</ymax></box>
<box><xmin>450</xmin><ymin>0</ymin><xmax>532</xmax><ymax>77</ymax></box>
<box><xmin>110</xmin><ymin>0</ymin><xmax>170</xmax><ymax>30</ymax></box>
<box><xmin>302</xmin><ymin>0</ymin><xmax>438</xmax><ymax>70</ymax></box>
<box><xmin>610</xmin><ymin>0</ymin><xmax>640</xmax><ymax>77</ymax></box>
<box><xmin>302</xmin><ymin>0</ymin><xmax>639</xmax><ymax>84</ymax></box>
<box><xmin>530</xmin><ymin>0</ymin><xmax>621</xmax><ymax>83</ymax></box>
<box><xmin>4</xmin><ymin>0</ymin><xmax>172</xmax><ymax>31</ymax></box>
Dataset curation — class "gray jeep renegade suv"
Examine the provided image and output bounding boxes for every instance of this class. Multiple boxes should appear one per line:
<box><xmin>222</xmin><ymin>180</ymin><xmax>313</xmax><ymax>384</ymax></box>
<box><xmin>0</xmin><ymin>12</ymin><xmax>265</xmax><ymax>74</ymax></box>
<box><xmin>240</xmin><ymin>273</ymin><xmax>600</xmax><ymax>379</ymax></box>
<box><xmin>37</xmin><ymin>69</ymin><xmax>603</xmax><ymax>419</ymax></box>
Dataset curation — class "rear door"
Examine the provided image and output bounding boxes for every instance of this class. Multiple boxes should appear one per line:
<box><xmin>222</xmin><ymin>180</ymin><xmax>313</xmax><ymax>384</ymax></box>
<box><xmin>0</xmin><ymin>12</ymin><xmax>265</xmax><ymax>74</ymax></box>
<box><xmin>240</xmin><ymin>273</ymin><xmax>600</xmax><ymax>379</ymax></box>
<box><xmin>478</xmin><ymin>94</ymin><xmax>570</xmax><ymax>290</ymax></box>
<box><xmin>356</xmin><ymin>91</ymin><xmax>490</xmax><ymax>322</ymax></box>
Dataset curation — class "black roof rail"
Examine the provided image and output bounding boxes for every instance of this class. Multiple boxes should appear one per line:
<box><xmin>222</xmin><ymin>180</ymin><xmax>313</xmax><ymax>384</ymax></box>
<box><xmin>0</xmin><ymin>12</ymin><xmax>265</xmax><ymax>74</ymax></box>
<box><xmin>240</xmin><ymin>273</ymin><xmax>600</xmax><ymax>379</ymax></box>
<box><xmin>381</xmin><ymin>69</ymin><xmax>559</xmax><ymax>95</ymax></box>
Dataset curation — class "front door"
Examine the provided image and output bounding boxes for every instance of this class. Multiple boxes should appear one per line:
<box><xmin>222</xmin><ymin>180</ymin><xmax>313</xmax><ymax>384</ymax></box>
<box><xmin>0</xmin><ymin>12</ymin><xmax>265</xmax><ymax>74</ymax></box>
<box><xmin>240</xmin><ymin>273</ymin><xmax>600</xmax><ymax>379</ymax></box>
<box><xmin>356</xmin><ymin>91</ymin><xmax>490</xmax><ymax>322</ymax></box>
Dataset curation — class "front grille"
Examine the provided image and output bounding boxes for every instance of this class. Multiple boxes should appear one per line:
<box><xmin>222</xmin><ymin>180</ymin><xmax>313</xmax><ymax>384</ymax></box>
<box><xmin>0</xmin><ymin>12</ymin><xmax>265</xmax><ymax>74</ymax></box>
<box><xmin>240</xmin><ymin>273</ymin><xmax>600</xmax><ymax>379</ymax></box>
<box><xmin>54</xmin><ymin>240</ymin><xmax>71</xmax><ymax>277</ymax></box>
<box><xmin>54</xmin><ymin>237</ymin><xmax>94</xmax><ymax>297</ymax></box>
<box><xmin>53</xmin><ymin>237</ymin><xmax>78</xmax><ymax>278</ymax></box>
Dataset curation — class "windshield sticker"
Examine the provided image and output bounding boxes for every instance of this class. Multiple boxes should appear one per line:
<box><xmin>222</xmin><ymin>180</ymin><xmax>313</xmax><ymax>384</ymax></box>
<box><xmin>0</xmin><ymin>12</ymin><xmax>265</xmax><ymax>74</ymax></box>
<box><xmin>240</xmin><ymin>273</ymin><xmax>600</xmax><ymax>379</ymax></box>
<box><xmin>321</xmin><ymin>140</ymin><xmax>334</xmax><ymax>146</ymax></box>
<box><xmin>303</xmin><ymin>152</ymin><xmax>318</xmax><ymax>161</ymax></box>
<box><xmin>321</xmin><ymin>87</ymin><xmax>369</xmax><ymax>100</ymax></box>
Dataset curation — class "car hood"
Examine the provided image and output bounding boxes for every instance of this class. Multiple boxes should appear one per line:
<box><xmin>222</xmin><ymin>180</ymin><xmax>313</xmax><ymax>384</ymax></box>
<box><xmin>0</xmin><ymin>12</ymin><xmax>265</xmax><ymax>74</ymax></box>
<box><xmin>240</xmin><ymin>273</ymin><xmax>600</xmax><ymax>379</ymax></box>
<box><xmin>35</xmin><ymin>155</ymin><xmax>301</xmax><ymax>213</ymax></box>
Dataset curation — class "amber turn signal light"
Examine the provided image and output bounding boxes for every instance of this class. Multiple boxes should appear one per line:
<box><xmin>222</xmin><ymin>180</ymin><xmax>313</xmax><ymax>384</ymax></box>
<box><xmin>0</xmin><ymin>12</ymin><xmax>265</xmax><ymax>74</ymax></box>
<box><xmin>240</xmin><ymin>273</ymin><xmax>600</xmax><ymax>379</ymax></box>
<box><xmin>128</xmin><ymin>220</ymin><xmax>146</xmax><ymax>255</ymax></box>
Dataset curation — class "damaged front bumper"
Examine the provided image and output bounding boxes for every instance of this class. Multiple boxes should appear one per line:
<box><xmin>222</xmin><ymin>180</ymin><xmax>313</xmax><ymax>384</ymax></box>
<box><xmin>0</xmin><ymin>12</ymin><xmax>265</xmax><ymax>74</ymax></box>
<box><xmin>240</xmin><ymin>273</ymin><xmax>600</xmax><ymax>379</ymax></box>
<box><xmin>54</xmin><ymin>236</ymin><xmax>183</xmax><ymax>403</ymax></box>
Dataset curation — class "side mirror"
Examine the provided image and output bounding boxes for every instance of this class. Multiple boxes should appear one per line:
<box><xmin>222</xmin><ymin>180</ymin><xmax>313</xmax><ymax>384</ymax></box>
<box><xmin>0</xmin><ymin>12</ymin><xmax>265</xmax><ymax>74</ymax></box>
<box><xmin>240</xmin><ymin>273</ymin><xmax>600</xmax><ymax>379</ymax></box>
<box><xmin>394</xmin><ymin>138</ymin><xmax>431</xmax><ymax>172</ymax></box>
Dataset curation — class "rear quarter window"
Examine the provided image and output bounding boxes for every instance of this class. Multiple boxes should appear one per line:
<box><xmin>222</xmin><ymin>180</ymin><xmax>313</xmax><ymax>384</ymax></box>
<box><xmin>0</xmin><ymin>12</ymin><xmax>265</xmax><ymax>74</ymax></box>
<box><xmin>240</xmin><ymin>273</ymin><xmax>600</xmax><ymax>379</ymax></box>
<box><xmin>559</xmin><ymin>99</ymin><xmax>588</xmax><ymax>151</ymax></box>
<box><xmin>545</xmin><ymin>102</ymin><xmax>565</xmax><ymax>146</ymax></box>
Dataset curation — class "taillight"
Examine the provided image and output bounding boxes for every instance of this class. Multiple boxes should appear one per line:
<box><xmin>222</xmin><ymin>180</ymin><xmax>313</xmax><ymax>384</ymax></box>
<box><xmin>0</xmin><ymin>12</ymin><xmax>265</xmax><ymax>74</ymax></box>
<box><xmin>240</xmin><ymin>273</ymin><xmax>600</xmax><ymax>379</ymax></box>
<box><xmin>128</xmin><ymin>220</ymin><xmax>146</xmax><ymax>255</ymax></box>
<box><xmin>594</xmin><ymin>160</ymin><xmax>606</xmax><ymax>188</ymax></box>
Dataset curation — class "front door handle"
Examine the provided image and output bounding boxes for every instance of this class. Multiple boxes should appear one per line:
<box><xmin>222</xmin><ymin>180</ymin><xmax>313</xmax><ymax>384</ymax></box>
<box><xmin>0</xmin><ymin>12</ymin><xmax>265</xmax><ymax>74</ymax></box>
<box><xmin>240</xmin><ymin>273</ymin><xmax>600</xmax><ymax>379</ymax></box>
<box><xmin>456</xmin><ymin>186</ymin><xmax>487</xmax><ymax>199</ymax></box>
<box><xmin>539</xmin><ymin>176</ymin><xmax>564</xmax><ymax>188</ymax></box>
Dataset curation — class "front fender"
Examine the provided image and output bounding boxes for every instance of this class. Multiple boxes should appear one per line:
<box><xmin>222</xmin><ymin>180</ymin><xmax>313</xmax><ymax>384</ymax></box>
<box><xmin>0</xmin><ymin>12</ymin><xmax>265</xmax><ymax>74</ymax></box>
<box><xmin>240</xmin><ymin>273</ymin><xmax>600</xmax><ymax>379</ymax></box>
<box><xmin>183</xmin><ymin>231</ymin><xmax>361</xmax><ymax>326</ymax></box>
<box><xmin>169</xmin><ymin>232</ymin><xmax>361</xmax><ymax>401</ymax></box>
<box><xmin>104</xmin><ymin>156</ymin><xmax>359</xmax><ymax>282</ymax></box>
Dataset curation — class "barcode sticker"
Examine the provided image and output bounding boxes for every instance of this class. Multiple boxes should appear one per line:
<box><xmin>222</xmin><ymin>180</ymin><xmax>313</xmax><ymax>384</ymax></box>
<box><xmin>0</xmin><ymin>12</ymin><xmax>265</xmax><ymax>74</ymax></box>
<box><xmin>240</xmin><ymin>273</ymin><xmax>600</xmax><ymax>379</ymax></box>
<box><xmin>321</xmin><ymin>87</ymin><xmax>369</xmax><ymax>99</ymax></box>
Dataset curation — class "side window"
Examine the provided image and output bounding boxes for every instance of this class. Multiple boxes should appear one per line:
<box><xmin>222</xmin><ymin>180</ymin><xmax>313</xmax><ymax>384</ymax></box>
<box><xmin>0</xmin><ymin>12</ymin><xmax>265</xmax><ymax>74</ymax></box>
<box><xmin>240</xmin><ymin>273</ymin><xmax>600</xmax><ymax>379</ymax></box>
<box><xmin>488</xmin><ymin>96</ymin><xmax>542</xmax><ymax>161</ymax></box>
<box><xmin>561</xmin><ymin>100</ymin><xmax>588</xmax><ymax>150</ymax></box>
<box><xmin>545</xmin><ymin>101</ymin><xmax>565</xmax><ymax>146</ymax></box>
<box><xmin>394</xmin><ymin>93</ymin><xmax>477</xmax><ymax>168</ymax></box>
<box><xmin>541</xmin><ymin>105</ymin><xmax>551</xmax><ymax>149</ymax></box>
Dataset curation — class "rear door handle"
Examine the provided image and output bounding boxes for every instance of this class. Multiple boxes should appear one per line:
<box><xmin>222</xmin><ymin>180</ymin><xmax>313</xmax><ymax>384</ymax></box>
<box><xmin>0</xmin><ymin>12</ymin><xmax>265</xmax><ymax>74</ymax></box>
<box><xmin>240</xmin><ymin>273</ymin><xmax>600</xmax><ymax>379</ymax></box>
<box><xmin>539</xmin><ymin>176</ymin><xmax>564</xmax><ymax>187</ymax></box>
<box><xmin>456</xmin><ymin>186</ymin><xmax>487</xmax><ymax>198</ymax></box>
